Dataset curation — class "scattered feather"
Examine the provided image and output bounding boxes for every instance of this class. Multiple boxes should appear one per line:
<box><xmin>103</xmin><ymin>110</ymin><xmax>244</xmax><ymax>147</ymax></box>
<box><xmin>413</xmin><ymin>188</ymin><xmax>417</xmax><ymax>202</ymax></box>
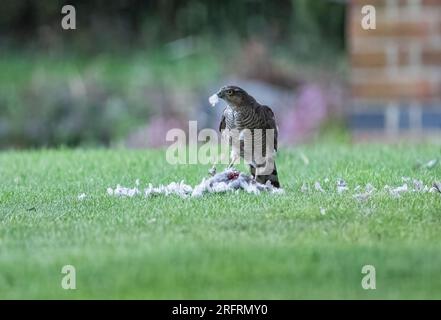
<box><xmin>415</xmin><ymin>158</ymin><xmax>438</xmax><ymax>170</ymax></box>
<box><xmin>208</xmin><ymin>166</ymin><xmax>217</xmax><ymax>176</ymax></box>
<box><xmin>336</xmin><ymin>179</ymin><xmax>348</xmax><ymax>194</ymax></box>
<box><xmin>353</xmin><ymin>192</ymin><xmax>370</xmax><ymax>202</ymax></box>
<box><xmin>300</xmin><ymin>182</ymin><xmax>309</xmax><ymax>193</ymax></box>
<box><xmin>113</xmin><ymin>185</ymin><xmax>141</xmax><ymax>197</ymax></box>
<box><xmin>386</xmin><ymin>184</ymin><xmax>408</xmax><ymax>198</ymax></box>
<box><xmin>412</xmin><ymin>179</ymin><xmax>424</xmax><ymax>192</ymax></box>
<box><xmin>78</xmin><ymin>193</ymin><xmax>87</xmax><ymax>201</ymax></box>
<box><xmin>432</xmin><ymin>182</ymin><xmax>441</xmax><ymax>194</ymax></box>
<box><xmin>353</xmin><ymin>183</ymin><xmax>376</xmax><ymax>202</ymax></box>
<box><xmin>314</xmin><ymin>181</ymin><xmax>325</xmax><ymax>193</ymax></box>
<box><xmin>299</xmin><ymin>152</ymin><xmax>309</xmax><ymax>165</ymax></box>
<box><xmin>365</xmin><ymin>183</ymin><xmax>376</xmax><ymax>193</ymax></box>
<box><xmin>105</xmin><ymin>172</ymin><xmax>439</xmax><ymax>201</ymax></box>
<box><xmin>107</xmin><ymin>168</ymin><xmax>284</xmax><ymax>199</ymax></box>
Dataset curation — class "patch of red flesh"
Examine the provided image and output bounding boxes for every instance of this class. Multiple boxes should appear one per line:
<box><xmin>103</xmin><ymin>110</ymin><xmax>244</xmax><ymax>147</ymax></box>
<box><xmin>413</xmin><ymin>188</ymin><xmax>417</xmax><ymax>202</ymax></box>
<box><xmin>227</xmin><ymin>171</ymin><xmax>240</xmax><ymax>180</ymax></box>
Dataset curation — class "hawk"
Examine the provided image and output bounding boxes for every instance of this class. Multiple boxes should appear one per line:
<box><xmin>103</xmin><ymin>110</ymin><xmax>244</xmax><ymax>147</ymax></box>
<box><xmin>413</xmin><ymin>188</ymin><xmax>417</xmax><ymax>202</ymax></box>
<box><xmin>214</xmin><ymin>85</ymin><xmax>280</xmax><ymax>188</ymax></box>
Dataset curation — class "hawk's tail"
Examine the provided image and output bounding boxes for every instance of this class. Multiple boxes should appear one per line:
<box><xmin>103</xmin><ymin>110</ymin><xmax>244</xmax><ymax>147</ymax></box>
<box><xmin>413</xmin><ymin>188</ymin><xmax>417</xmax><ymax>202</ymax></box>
<box><xmin>250</xmin><ymin>162</ymin><xmax>280</xmax><ymax>188</ymax></box>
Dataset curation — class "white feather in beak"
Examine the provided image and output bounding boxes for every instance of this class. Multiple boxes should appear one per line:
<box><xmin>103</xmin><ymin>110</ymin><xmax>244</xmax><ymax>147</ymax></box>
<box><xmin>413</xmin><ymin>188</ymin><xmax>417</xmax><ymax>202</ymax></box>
<box><xmin>209</xmin><ymin>93</ymin><xmax>219</xmax><ymax>107</ymax></box>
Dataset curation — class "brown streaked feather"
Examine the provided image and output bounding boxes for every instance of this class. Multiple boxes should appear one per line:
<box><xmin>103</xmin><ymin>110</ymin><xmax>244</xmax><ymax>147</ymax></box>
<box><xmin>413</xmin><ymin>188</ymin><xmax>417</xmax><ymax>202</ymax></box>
<box><xmin>219</xmin><ymin>109</ymin><xmax>226</xmax><ymax>132</ymax></box>
<box><xmin>256</xmin><ymin>105</ymin><xmax>278</xmax><ymax>151</ymax></box>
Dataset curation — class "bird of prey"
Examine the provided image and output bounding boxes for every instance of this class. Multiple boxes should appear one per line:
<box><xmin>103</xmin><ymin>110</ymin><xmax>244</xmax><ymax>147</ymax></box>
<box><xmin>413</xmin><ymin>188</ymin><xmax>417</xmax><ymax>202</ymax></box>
<box><xmin>213</xmin><ymin>85</ymin><xmax>280</xmax><ymax>188</ymax></box>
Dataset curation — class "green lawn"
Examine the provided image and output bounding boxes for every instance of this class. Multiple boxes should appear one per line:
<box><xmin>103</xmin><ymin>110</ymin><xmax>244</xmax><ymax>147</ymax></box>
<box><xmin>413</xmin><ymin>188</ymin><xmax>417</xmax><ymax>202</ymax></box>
<box><xmin>1</xmin><ymin>144</ymin><xmax>441</xmax><ymax>299</ymax></box>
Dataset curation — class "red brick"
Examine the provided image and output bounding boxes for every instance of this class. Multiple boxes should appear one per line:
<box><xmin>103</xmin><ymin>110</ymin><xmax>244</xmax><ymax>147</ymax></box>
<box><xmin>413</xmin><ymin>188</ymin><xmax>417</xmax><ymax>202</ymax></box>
<box><xmin>350</xmin><ymin>19</ymin><xmax>431</xmax><ymax>38</ymax></box>
<box><xmin>422</xmin><ymin>47</ymin><xmax>441</xmax><ymax>65</ymax></box>
<box><xmin>351</xmin><ymin>0</ymin><xmax>407</xmax><ymax>6</ymax></box>
<box><xmin>352</xmin><ymin>132</ymin><xmax>441</xmax><ymax>143</ymax></box>
<box><xmin>352</xmin><ymin>79</ymin><xmax>435</xmax><ymax>99</ymax></box>
<box><xmin>421</xmin><ymin>0</ymin><xmax>441</xmax><ymax>6</ymax></box>
<box><xmin>351</xmin><ymin>49</ymin><xmax>409</xmax><ymax>68</ymax></box>
<box><xmin>351</xmin><ymin>51</ymin><xmax>387</xmax><ymax>67</ymax></box>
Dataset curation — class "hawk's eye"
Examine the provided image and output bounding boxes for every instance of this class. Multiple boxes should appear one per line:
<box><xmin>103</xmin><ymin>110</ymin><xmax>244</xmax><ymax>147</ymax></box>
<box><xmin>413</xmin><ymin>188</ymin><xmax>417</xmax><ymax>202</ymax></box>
<box><xmin>226</xmin><ymin>90</ymin><xmax>233</xmax><ymax>96</ymax></box>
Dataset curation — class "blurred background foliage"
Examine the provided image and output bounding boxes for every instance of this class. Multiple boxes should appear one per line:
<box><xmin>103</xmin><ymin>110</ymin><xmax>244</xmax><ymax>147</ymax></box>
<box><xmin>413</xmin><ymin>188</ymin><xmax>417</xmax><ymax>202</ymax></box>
<box><xmin>0</xmin><ymin>0</ymin><xmax>346</xmax><ymax>148</ymax></box>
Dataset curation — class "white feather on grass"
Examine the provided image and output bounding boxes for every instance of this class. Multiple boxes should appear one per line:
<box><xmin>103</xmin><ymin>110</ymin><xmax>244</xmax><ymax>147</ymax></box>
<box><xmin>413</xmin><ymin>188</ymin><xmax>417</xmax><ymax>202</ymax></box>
<box><xmin>107</xmin><ymin>168</ymin><xmax>284</xmax><ymax>199</ymax></box>
<box><xmin>106</xmin><ymin>172</ymin><xmax>439</xmax><ymax>201</ymax></box>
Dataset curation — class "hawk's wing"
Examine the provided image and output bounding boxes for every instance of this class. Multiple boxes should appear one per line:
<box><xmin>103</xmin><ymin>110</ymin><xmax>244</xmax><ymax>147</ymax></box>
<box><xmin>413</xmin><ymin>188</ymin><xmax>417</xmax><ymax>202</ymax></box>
<box><xmin>258</xmin><ymin>105</ymin><xmax>278</xmax><ymax>151</ymax></box>
<box><xmin>219</xmin><ymin>108</ymin><xmax>226</xmax><ymax>132</ymax></box>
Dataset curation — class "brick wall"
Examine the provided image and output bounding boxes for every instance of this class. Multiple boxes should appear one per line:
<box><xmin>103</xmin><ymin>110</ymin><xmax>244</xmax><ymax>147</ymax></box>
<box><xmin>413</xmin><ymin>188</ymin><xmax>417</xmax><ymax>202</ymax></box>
<box><xmin>348</xmin><ymin>0</ymin><xmax>441</xmax><ymax>141</ymax></box>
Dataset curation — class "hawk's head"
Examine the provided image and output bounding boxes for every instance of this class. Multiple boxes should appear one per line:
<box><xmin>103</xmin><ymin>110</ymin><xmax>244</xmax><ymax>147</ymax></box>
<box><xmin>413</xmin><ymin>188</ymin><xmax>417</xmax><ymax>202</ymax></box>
<box><xmin>216</xmin><ymin>85</ymin><xmax>252</xmax><ymax>107</ymax></box>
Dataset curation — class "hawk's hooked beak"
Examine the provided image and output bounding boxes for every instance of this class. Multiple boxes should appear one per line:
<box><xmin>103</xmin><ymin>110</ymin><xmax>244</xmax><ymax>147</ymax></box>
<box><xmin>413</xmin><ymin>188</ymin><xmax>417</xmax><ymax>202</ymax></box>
<box><xmin>208</xmin><ymin>88</ymin><xmax>225</xmax><ymax>107</ymax></box>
